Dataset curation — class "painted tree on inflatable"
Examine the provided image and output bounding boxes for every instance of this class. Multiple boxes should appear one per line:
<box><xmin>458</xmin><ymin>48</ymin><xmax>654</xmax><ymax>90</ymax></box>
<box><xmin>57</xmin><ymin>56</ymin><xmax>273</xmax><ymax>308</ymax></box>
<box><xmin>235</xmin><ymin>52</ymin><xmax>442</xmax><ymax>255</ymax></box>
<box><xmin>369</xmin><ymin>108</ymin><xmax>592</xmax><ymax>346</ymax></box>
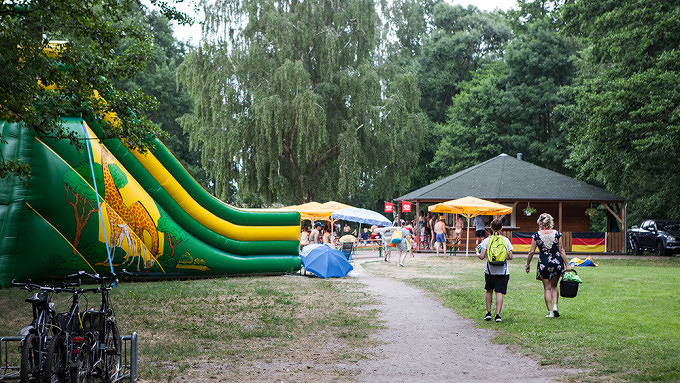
<box><xmin>63</xmin><ymin>165</ymin><xmax>100</xmax><ymax>250</ymax></box>
<box><xmin>157</xmin><ymin>211</ymin><xmax>188</xmax><ymax>259</ymax></box>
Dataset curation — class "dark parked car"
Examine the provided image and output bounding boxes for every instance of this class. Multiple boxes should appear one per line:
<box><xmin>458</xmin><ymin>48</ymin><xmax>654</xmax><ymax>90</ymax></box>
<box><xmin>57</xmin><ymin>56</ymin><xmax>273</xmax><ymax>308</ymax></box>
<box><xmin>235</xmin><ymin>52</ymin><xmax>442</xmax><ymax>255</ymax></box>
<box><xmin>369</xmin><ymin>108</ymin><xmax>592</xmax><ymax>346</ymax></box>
<box><xmin>627</xmin><ymin>220</ymin><xmax>680</xmax><ymax>256</ymax></box>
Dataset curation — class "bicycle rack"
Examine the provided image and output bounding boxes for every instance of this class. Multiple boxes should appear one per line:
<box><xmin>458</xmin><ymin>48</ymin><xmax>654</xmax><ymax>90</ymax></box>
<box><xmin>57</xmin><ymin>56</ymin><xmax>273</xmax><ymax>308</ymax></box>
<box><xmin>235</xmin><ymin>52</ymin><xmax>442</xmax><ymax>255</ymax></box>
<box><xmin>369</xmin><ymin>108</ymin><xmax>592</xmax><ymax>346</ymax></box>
<box><xmin>0</xmin><ymin>337</ymin><xmax>21</xmax><ymax>381</ymax></box>
<box><xmin>0</xmin><ymin>333</ymin><xmax>138</xmax><ymax>382</ymax></box>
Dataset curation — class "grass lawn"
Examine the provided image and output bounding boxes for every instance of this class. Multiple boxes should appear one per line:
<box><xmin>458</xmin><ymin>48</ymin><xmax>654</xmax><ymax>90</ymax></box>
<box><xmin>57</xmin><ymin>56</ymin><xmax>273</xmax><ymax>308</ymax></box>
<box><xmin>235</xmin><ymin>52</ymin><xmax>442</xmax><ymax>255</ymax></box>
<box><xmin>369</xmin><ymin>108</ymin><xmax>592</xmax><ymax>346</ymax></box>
<box><xmin>363</xmin><ymin>255</ymin><xmax>680</xmax><ymax>382</ymax></box>
<box><xmin>0</xmin><ymin>274</ymin><xmax>380</xmax><ymax>382</ymax></box>
<box><xmin>1</xmin><ymin>255</ymin><xmax>678</xmax><ymax>382</ymax></box>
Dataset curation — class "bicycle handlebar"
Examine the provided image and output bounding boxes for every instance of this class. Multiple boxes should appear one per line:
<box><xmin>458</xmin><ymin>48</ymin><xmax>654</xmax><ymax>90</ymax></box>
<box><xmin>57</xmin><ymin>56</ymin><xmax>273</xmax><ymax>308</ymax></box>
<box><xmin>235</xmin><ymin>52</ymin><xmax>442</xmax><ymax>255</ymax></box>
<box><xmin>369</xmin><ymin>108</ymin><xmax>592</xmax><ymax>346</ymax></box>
<box><xmin>66</xmin><ymin>269</ymin><xmax>130</xmax><ymax>288</ymax></box>
<box><xmin>11</xmin><ymin>279</ymin><xmax>81</xmax><ymax>292</ymax></box>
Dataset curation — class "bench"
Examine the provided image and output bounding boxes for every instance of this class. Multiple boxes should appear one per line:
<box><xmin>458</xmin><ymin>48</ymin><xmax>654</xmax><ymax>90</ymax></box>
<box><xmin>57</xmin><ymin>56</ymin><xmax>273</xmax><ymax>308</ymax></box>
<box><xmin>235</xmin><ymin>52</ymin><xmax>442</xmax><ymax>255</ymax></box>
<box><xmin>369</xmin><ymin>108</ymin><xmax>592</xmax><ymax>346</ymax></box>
<box><xmin>356</xmin><ymin>238</ymin><xmax>382</xmax><ymax>251</ymax></box>
<box><xmin>446</xmin><ymin>238</ymin><xmax>467</xmax><ymax>256</ymax></box>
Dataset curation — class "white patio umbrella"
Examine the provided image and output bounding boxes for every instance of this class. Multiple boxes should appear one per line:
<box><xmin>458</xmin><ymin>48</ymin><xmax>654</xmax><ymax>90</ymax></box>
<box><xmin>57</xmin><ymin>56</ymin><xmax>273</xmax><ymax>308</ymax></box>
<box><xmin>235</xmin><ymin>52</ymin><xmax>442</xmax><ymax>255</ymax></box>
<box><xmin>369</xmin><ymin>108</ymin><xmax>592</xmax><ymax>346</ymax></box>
<box><xmin>330</xmin><ymin>207</ymin><xmax>391</xmax><ymax>227</ymax></box>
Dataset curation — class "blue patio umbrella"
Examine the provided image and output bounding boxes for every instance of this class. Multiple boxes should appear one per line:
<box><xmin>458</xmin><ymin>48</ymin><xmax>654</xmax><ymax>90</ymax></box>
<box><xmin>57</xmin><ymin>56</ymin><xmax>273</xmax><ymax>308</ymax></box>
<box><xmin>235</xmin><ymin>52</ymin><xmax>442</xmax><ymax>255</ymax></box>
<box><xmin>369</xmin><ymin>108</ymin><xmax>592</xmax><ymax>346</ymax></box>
<box><xmin>301</xmin><ymin>245</ymin><xmax>354</xmax><ymax>278</ymax></box>
<box><xmin>301</xmin><ymin>243</ymin><xmax>324</xmax><ymax>257</ymax></box>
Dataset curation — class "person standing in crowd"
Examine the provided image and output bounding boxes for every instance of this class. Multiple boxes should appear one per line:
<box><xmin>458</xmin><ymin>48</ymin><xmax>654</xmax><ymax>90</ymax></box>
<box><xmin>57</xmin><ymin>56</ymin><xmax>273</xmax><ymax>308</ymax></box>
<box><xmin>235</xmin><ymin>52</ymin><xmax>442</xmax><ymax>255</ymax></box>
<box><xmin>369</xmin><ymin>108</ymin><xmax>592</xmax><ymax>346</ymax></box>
<box><xmin>418</xmin><ymin>213</ymin><xmax>426</xmax><ymax>250</ymax></box>
<box><xmin>525</xmin><ymin>213</ymin><xmax>572</xmax><ymax>318</ymax></box>
<box><xmin>454</xmin><ymin>215</ymin><xmax>464</xmax><ymax>245</ymax></box>
<box><xmin>474</xmin><ymin>215</ymin><xmax>487</xmax><ymax>246</ymax></box>
<box><xmin>429</xmin><ymin>213</ymin><xmax>438</xmax><ymax>250</ymax></box>
<box><xmin>406</xmin><ymin>219</ymin><xmax>416</xmax><ymax>257</ymax></box>
<box><xmin>310</xmin><ymin>223</ymin><xmax>321</xmax><ymax>244</ymax></box>
<box><xmin>423</xmin><ymin>212</ymin><xmax>432</xmax><ymax>250</ymax></box>
<box><xmin>477</xmin><ymin>219</ymin><xmax>513</xmax><ymax>323</ymax></box>
<box><xmin>300</xmin><ymin>226</ymin><xmax>310</xmax><ymax>246</ymax></box>
<box><xmin>434</xmin><ymin>216</ymin><xmax>447</xmax><ymax>255</ymax></box>
<box><xmin>375</xmin><ymin>225</ymin><xmax>397</xmax><ymax>262</ymax></box>
<box><xmin>397</xmin><ymin>220</ymin><xmax>413</xmax><ymax>265</ymax></box>
<box><xmin>322</xmin><ymin>225</ymin><xmax>332</xmax><ymax>244</ymax></box>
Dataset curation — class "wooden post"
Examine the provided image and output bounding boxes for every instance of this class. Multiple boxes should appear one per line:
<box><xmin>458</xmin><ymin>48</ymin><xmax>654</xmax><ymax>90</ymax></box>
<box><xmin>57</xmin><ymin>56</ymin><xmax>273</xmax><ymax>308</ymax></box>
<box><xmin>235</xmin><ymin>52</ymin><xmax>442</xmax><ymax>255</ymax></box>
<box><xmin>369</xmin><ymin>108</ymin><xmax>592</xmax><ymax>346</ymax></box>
<box><xmin>416</xmin><ymin>201</ymin><xmax>421</xmax><ymax>251</ymax></box>
<box><xmin>558</xmin><ymin>202</ymin><xmax>563</xmax><ymax>232</ymax></box>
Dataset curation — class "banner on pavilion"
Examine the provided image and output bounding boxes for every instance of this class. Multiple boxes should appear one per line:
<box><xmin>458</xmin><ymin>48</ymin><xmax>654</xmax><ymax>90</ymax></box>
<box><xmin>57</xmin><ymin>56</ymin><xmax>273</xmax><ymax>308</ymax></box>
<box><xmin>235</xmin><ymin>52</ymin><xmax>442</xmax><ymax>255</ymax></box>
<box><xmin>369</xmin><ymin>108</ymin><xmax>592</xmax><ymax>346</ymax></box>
<box><xmin>572</xmin><ymin>232</ymin><xmax>605</xmax><ymax>252</ymax></box>
<box><xmin>384</xmin><ymin>202</ymin><xmax>393</xmax><ymax>213</ymax></box>
<box><xmin>511</xmin><ymin>232</ymin><xmax>534</xmax><ymax>252</ymax></box>
<box><xmin>402</xmin><ymin>201</ymin><xmax>412</xmax><ymax>213</ymax></box>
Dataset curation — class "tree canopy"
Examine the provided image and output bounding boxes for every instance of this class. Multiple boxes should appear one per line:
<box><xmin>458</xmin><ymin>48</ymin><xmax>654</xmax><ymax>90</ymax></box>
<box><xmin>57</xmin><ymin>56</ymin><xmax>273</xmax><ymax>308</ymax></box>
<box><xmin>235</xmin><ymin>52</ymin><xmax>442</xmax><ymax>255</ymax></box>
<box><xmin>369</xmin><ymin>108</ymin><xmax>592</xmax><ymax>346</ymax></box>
<box><xmin>4</xmin><ymin>0</ymin><xmax>680</xmax><ymax>223</ymax></box>
<box><xmin>178</xmin><ymin>0</ymin><xmax>425</xmax><ymax>204</ymax></box>
<box><xmin>559</xmin><ymin>0</ymin><xmax>680</xmax><ymax>222</ymax></box>
<box><xmin>0</xmin><ymin>0</ymin><xmax>190</xmax><ymax>180</ymax></box>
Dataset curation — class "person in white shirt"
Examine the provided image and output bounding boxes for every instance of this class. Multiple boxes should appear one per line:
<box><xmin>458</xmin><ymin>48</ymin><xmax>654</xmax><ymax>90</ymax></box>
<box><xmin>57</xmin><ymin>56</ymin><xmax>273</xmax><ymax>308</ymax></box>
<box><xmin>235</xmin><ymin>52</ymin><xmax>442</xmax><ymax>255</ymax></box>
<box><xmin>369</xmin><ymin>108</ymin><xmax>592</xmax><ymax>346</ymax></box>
<box><xmin>477</xmin><ymin>219</ymin><xmax>513</xmax><ymax>323</ymax></box>
<box><xmin>300</xmin><ymin>226</ymin><xmax>310</xmax><ymax>246</ymax></box>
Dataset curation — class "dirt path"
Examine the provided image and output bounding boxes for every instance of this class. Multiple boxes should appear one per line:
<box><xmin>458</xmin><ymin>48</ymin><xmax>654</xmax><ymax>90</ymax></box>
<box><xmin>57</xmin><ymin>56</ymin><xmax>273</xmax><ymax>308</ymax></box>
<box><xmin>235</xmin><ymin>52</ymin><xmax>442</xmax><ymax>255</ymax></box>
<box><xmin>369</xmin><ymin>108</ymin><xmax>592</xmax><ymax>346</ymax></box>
<box><xmin>350</xmin><ymin>257</ymin><xmax>579</xmax><ymax>382</ymax></box>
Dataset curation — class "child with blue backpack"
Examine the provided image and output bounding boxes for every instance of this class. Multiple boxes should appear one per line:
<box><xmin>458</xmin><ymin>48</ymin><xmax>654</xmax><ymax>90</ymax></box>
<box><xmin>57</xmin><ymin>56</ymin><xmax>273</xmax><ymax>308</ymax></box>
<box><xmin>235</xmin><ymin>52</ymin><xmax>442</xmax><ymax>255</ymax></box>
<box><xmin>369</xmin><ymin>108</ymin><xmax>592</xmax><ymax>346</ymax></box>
<box><xmin>477</xmin><ymin>218</ymin><xmax>513</xmax><ymax>322</ymax></box>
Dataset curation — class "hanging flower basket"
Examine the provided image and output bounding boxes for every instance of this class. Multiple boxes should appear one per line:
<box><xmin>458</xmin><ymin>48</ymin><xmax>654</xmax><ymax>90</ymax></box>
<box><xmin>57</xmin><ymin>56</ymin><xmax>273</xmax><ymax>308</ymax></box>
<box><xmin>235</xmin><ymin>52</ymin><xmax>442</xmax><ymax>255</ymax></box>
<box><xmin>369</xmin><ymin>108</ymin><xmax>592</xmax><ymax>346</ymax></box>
<box><xmin>585</xmin><ymin>207</ymin><xmax>598</xmax><ymax>217</ymax></box>
<box><xmin>523</xmin><ymin>206</ymin><xmax>537</xmax><ymax>216</ymax></box>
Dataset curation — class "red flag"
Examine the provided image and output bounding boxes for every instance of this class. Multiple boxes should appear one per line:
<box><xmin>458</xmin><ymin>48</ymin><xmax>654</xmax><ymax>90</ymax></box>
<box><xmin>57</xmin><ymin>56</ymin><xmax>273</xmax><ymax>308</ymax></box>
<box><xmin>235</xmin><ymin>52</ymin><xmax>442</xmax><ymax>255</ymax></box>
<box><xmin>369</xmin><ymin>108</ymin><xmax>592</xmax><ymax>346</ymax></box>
<box><xmin>384</xmin><ymin>202</ymin><xmax>393</xmax><ymax>213</ymax></box>
<box><xmin>402</xmin><ymin>201</ymin><xmax>412</xmax><ymax>213</ymax></box>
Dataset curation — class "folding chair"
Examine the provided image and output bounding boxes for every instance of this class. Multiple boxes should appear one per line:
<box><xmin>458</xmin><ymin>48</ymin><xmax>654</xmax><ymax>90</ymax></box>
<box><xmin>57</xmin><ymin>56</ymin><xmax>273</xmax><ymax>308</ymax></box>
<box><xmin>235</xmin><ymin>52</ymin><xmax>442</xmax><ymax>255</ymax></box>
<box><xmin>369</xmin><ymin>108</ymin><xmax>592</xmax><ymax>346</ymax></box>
<box><xmin>340</xmin><ymin>242</ymin><xmax>353</xmax><ymax>260</ymax></box>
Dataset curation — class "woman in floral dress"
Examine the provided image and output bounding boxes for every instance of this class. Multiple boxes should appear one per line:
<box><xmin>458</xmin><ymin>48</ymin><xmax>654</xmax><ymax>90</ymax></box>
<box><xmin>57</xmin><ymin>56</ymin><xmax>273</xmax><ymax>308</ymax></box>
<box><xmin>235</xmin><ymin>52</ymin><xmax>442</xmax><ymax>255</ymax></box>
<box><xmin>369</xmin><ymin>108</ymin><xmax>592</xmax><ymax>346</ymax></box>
<box><xmin>525</xmin><ymin>213</ymin><xmax>572</xmax><ymax>318</ymax></box>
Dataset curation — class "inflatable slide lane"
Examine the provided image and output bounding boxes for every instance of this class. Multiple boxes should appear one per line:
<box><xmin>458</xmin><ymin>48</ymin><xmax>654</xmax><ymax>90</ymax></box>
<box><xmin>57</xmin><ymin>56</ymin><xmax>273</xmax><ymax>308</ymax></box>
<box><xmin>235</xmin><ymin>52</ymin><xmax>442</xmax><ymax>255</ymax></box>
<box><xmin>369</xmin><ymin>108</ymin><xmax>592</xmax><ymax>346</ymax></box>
<box><xmin>0</xmin><ymin>117</ymin><xmax>301</xmax><ymax>287</ymax></box>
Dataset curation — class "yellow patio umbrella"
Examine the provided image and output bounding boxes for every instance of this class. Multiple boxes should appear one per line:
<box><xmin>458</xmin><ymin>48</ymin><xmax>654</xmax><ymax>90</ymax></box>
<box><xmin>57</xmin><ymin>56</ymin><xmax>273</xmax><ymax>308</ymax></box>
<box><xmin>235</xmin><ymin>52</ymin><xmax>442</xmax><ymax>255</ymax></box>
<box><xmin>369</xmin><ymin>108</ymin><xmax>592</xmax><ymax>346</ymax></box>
<box><xmin>319</xmin><ymin>201</ymin><xmax>353</xmax><ymax>211</ymax></box>
<box><xmin>281</xmin><ymin>201</ymin><xmax>354</xmax><ymax>222</ymax></box>
<box><xmin>428</xmin><ymin>196</ymin><xmax>513</xmax><ymax>255</ymax></box>
<box><xmin>281</xmin><ymin>202</ymin><xmax>326</xmax><ymax>221</ymax></box>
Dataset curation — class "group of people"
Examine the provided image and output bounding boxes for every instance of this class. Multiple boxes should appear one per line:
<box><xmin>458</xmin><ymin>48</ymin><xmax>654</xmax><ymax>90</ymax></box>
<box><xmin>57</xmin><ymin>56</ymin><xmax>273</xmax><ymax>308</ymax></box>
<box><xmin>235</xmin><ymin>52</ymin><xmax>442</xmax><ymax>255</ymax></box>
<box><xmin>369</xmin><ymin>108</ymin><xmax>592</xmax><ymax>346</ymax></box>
<box><xmin>419</xmin><ymin>213</ymin><xmax>476</xmax><ymax>255</ymax></box>
<box><xmin>299</xmin><ymin>222</ymin><xmax>386</xmax><ymax>247</ymax></box>
<box><xmin>299</xmin><ymin>222</ymin><xmax>334</xmax><ymax>246</ymax></box>
<box><xmin>476</xmin><ymin>213</ymin><xmax>572</xmax><ymax>322</ymax></box>
<box><xmin>419</xmin><ymin>212</ymin><xmax>445</xmax><ymax>250</ymax></box>
<box><xmin>300</xmin><ymin>211</ymin><xmax>572</xmax><ymax>323</ymax></box>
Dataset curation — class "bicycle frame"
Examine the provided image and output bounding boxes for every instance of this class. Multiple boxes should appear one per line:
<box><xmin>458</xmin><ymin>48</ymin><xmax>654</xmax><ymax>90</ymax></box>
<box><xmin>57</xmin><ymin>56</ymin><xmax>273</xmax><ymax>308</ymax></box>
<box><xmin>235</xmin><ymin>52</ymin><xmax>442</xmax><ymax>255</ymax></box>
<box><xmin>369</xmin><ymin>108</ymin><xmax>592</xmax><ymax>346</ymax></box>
<box><xmin>10</xmin><ymin>280</ymin><xmax>73</xmax><ymax>383</ymax></box>
<box><xmin>43</xmin><ymin>270</ymin><xmax>126</xmax><ymax>383</ymax></box>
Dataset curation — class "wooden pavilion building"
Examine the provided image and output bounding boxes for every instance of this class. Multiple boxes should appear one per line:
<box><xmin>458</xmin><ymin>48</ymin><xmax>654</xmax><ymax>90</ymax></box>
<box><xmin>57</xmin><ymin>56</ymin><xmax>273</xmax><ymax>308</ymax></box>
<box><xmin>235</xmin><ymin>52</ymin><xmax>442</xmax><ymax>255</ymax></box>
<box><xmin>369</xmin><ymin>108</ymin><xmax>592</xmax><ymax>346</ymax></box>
<box><xmin>395</xmin><ymin>154</ymin><xmax>627</xmax><ymax>253</ymax></box>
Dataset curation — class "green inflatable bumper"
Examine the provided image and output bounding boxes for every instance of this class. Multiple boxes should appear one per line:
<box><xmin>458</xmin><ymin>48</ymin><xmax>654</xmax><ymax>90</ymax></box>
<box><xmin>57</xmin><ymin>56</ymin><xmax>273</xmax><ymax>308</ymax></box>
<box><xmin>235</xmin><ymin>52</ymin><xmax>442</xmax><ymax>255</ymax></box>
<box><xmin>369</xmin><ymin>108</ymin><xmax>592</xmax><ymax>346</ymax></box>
<box><xmin>0</xmin><ymin>119</ymin><xmax>301</xmax><ymax>287</ymax></box>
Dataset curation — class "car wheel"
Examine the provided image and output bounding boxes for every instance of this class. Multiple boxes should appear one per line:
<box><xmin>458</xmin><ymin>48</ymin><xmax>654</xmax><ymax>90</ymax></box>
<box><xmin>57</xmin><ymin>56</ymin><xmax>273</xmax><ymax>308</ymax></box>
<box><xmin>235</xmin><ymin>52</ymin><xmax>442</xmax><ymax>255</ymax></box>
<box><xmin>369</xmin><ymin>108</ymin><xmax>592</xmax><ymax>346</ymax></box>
<box><xmin>656</xmin><ymin>241</ymin><xmax>666</xmax><ymax>256</ymax></box>
<box><xmin>630</xmin><ymin>238</ymin><xmax>641</xmax><ymax>255</ymax></box>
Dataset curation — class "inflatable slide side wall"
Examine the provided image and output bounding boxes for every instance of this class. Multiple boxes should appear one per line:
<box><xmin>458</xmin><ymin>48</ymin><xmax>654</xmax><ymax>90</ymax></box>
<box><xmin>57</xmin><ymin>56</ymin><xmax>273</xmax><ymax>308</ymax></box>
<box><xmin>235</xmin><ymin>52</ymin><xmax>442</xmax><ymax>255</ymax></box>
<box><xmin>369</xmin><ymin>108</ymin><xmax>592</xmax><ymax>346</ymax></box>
<box><xmin>0</xmin><ymin>118</ymin><xmax>301</xmax><ymax>287</ymax></box>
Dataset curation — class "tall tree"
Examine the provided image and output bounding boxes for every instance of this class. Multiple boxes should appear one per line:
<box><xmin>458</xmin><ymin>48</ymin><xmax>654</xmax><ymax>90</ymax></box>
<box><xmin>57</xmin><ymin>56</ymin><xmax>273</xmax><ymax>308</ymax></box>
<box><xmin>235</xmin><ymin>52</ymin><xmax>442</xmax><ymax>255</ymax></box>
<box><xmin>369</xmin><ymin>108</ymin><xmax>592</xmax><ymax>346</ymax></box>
<box><xmin>413</xmin><ymin>4</ymin><xmax>511</xmax><ymax>185</ymax></box>
<box><xmin>431</xmin><ymin>61</ymin><xmax>509</xmax><ymax>173</ymax></box>
<box><xmin>0</xmin><ymin>0</ymin><xmax>189</xmax><ymax>180</ymax></box>
<box><xmin>432</xmin><ymin>4</ymin><xmax>574</xmax><ymax>175</ymax></box>
<box><xmin>418</xmin><ymin>4</ymin><xmax>511</xmax><ymax>125</ymax></box>
<box><xmin>178</xmin><ymin>0</ymin><xmax>425</xmax><ymax>204</ymax></box>
<box><xmin>501</xmin><ymin>19</ymin><xmax>574</xmax><ymax>172</ymax></box>
<box><xmin>559</xmin><ymin>0</ymin><xmax>680</xmax><ymax>221</ymax></box>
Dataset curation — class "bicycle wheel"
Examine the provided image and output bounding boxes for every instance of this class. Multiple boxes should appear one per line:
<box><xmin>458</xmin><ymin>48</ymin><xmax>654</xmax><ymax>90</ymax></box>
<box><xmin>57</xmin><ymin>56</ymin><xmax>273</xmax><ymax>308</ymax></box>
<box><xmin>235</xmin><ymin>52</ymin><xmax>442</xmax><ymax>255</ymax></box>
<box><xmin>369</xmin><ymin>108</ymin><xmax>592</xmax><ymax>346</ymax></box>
<box><xmin>70</xmin><ymin>339</ymin><xmax>93</xmax><ymax>383</ymax></box>
<box><xmin>102</xmin><ymin>319</ymin><xmax>121</xmax><ymax>382</ymax></box>
<box><xmin>20</xmin><ymin>333</ymin><xmax>40</xmax><ymax>383</ymax></box>
<box><xmin>43</xmin><ymin>332</ymin><xmax>67</xmax><ymax>383</ymax></box>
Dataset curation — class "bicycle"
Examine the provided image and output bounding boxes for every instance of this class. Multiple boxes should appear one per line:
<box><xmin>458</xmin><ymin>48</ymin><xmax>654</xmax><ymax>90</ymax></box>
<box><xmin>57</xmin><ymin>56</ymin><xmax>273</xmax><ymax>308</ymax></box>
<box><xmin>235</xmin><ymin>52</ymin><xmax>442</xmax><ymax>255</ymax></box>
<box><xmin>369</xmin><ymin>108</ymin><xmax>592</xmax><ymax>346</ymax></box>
<box><xmin>10</xmin><ymin>280</ymin><xmax>77</xmax><ymax>383</ymax></box>
<box><xmin>43</xmin><ymin>270</ymin><xmax>128</xmax><ymax>383</ymax></box>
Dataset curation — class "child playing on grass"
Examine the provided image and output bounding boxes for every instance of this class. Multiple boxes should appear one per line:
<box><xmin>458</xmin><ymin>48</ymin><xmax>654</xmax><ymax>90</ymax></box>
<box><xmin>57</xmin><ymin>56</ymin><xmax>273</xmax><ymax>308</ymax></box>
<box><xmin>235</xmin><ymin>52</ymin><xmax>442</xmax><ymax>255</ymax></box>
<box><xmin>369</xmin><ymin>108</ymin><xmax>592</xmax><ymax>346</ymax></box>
<box><xmin>477</xmin><ymin>218</ymin><xmax>513</xmax><ymax>323</ymax></box>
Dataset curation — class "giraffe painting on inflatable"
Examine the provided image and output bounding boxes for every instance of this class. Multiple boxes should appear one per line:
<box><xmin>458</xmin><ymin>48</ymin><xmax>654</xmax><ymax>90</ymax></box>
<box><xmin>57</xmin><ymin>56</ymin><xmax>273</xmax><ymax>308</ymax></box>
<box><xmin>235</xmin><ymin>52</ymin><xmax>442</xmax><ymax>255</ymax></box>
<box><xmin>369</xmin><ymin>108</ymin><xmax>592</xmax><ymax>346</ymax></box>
<box><xmin>100</xmin><ymin>148</ymin><xmax>160</xmax><ymax>271</ymax></box>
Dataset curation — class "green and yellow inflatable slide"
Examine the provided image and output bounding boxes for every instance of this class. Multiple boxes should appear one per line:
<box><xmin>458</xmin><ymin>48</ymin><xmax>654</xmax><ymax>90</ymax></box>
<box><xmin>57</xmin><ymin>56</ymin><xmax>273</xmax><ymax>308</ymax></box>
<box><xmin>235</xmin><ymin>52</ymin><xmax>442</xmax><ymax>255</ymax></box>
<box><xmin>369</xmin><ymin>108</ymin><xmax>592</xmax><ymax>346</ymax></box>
<box><xmin>0</xmin><ymin>116</ymin><xmax>301</xmax><ymax>287</ymax></box>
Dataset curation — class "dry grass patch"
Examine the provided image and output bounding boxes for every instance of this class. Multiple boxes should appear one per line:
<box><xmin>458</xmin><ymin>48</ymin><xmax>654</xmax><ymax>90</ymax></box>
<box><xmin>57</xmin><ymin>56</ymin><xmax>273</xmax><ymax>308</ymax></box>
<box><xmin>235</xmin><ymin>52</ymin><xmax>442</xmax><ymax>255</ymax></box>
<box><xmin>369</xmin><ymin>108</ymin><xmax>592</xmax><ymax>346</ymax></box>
<box><xmin>109</xmin><ymin>274</ymin><xmax>380</xmax><ymax>382</ymax></box>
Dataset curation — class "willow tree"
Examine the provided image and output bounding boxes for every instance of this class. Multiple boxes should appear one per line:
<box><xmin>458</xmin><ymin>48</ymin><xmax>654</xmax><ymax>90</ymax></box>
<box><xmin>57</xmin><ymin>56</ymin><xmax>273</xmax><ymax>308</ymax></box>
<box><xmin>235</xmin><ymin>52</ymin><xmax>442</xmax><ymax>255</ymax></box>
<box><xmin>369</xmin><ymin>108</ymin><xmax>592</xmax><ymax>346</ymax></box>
<box><xmin>178</xmin><ymin>0</ymin><xmax>424</xmax><ymax>204</ymax></box>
